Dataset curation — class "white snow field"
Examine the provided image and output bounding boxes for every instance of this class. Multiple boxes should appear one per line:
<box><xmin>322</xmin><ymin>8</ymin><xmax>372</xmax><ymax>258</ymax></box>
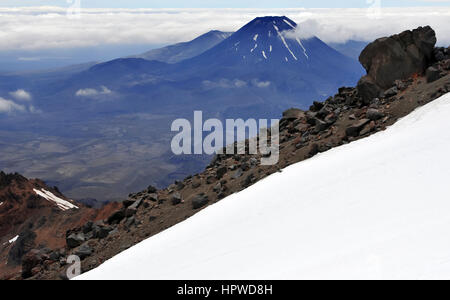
<box><xmin>79</xmin><ymin>93</ymin><xmax>450</xmax><ymax>280</ymax></box>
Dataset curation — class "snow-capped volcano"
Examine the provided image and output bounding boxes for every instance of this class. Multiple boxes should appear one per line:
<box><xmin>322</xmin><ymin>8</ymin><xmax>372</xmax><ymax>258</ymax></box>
<box><xmin>183</xmin><ymin>16</ymin><xmax>329</xmax><ymax>67</ymax></box>
<box><xmin>225</xmin><ymin>16</ymin><xmax>309</xmax><ymax>63</ymax></box>
<box><xmin>178</xmin><ymin>16</ymin><xmax>363</xmax><ymax>86</ymax></box>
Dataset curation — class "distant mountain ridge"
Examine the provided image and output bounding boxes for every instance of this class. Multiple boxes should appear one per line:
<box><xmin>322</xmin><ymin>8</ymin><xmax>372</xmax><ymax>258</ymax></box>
<box><xmin>132</xmin><ymin>30</ymin><xmax>233</xmax><ymax>63</ymax></box>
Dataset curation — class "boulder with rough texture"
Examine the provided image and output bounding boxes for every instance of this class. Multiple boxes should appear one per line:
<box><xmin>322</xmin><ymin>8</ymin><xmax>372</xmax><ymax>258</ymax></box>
<box><xmin>147</xmin><ymin>193</ymin><xmax>158</xmax><ymax>202</ymax></box>
<box><xmin>171</xmin><ymin>193</ymin><xmax>182</xmax><ymax>205</ymax></box>
<box><xmin>75</xmin><ymin>244</ymin><xmax>93</xmax><ymax>260</ymax></box>
<box><xmin>66</xmin><ymin>233</ymin><xmax>85</xmax><ymax>249</ymax></box>
<box><xmin>359</xmin><ymin>26</ymin><xmax>436</xmax><ymax>89</ymax></box>
<box><xmin>384</xmin><ymin>86</ymin><xmax>399</xmax><ymax>98</ymax></box>
<box><xmin>125</xmin><ymin>199</ymin><xmax>142</xmax><ymax>216</ymax></box>
<box><xmin>216</xmin><ymin>167</ymin><xmax>227</xmax><ymax>180</ymax></box>
<box><xmin>146</xmin><ymin>185</ymin><xmax>157</xmax><ymax>193</ymax></box>
<box><xmin>92</xmin><ymin>224</ymin><xmax>113</xmax><ymax>239</ymax></box>
<box><xmin>192</xmin><ymin>194</ymin><xmax>209</xmax><ymax>209</ymax></box>
<box><xmin>107</xmin><ymin>209</ymin><xmax>125</xmax><ymax>225</ymax></box>
<box><xmin>426</xmin><ymin>66</ymin><xmax>441</xmax><ymax>83</ymax></box>
<box><xmin>357</xmin><ymin>76</ymin><xmax>382</xmax><ymax>103</ymax></box>
<box><xmin>282</xmin><ymin>108</ymin><xmax>305</xmax><ymax>120</ymax></box>
<box><xmin>366</xmin><ymin>109</ymin><xmax>385</xmax><ymax>121</ymax></box>
<box><xmin>346</xmin><ymin>119</ymin><xmax>371</xmax><ymax>137</ymax></box>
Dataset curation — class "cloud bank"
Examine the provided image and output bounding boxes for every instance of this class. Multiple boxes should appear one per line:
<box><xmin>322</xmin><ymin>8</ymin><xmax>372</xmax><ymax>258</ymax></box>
<box><xmin>0</xmin><ymin>7</ymin><xmax>448</xmax><ymax>53</ymax></box>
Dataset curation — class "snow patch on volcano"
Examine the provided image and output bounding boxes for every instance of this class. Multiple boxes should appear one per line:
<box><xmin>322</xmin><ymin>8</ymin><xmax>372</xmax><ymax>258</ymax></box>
<box><xmin>33</xmin><ymin>188</ymin><xmax>79</xmax><ymax>211</ymax></box>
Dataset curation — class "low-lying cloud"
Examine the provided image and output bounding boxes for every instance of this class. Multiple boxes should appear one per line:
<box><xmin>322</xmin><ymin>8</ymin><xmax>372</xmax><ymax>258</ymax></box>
<box><xmin>202</xmin><ymin>78</ymin><xmax>271</xmax><ymax>89</ymax></box>
<box><xmin>0</xmin><ymin>89</ymin><xmax>40</xmax><ymax>114</ymax></box>
<box><xmin>0</xmin><ymin>7</ymin><xmax>448</xmax><ymax>54</ymax></box>
<box><xmin>76</xmin><ymin>86</ymin><xmax>112</xmax><ymax>97</ymax></box>
<box><xmin>0</xmin><ymin>97</ymin><xmax>26</xmax><ymax>113</ymax></box>
<box><xmin>252</xmin><ymin>79</ymin><xmax>271</xmax><ymax>88</ymax></box>
<box><xmin>9</xmin><ymin>89</ymin><xmax>32</xmax><ymax>101</ymax></box>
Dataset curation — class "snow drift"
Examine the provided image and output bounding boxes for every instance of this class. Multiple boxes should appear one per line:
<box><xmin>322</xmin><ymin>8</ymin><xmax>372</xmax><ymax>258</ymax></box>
<box><xmin>79</xmin><ymin>93</ymin><xmax>450</xmax><ymax>280</ymax></box>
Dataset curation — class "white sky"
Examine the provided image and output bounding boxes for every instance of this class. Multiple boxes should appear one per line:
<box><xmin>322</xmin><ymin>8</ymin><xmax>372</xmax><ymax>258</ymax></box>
<box><xmin>0</xmin><ymin>7</ymin><xmax>449</xmax><ymax>53</ymax></box>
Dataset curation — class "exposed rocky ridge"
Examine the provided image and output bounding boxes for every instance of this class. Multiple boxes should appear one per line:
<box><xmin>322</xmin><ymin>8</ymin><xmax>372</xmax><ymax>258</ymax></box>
<box><xmin>5</xmin><ymin>26</ymin><xmax>450</xmax><ymax>280</ymax></box>
<box><xmin>0</xmin><ymin>172</ymin><xmax>120</xmax><ymax>280</ymax></box>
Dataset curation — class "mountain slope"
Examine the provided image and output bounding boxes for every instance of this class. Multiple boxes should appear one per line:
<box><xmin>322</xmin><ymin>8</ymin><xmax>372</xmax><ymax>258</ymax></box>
<box><xmin>79</xmin><ymin>92</ymin><xmax>450</xmax><ymax>280</ymax></box>
<box><xmin>132</xmin><ymin>30</ymin><xmax>233</xmax><ymax>63</ymax></box>
<box><xmin>0</xmin><ymin>172</ymin><xmax>120</xmax><ymax>279</ymax></box>
<box><xmin>0</xmin><ymin>172</ymin><xmax>79</xmax><ymax>240</ymax></box>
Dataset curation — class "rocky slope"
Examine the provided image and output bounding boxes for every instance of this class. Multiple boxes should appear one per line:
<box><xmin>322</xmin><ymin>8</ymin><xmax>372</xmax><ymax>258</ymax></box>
<box><xmin>7</xmin><ymin>26</ymin><xmax>450</xmax><ymax>280</ymax></box>
<box><xmin>78</xmin><ymin>91</ymin><xmax>450</xmax><ymax>280</ymax></box>
<box><xmin>0</xmin><ymin>172</ymin><xmax>120</xmax><ymax>279</ymax></box>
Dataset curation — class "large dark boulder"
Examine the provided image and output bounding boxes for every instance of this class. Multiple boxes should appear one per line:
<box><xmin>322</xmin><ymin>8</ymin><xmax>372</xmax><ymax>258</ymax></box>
<box><xmin>359</xmin><ymin>26</ymin><xmax>436</xmax><ymax>89</ymax></box>
<box><xmin>357</xmin><ymin>76</ymin><xmax>382</xmax><ymax>103</ymax></box>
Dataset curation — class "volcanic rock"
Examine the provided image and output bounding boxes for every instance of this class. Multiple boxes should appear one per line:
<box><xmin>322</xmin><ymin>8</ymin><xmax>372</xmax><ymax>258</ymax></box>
<box><xmin>426</xmin><ymin>66</ymin><xmax>441</xmax><ymax>83</ymax></box>
<box><xmin>366</xmin><ymin>109</ymin><xmax>385</xmax><ymax>121</ymax></box>
<box><xmin>66</xmin><ymin>233</ymin><xmax>85</xmax><ymax>249</ymax></box>
<box><xmin>282</xmin><ymin>108</ymin><xmax>305</xmax><ymax>120</ymax></box>
<box><xmin>192</xmin><ymin>194</ymin><xmax>209</xmax><ymax>209</ymax></box>
<box><xmin>75</xmin><ymin>244</ymin><xmax>93</xmax><ymax>260</ymax></box>
<box><xmin>171</xmin><ymin>193</ymin><xmax>182</xmax><ymax>205</ymax></box>
<box><xmin>359</xmin><ymin>26</ymin><xmax>436</xmax><ymax>89</ymax></box>
<box><xmin>346</xmin><ymin>119</ymin><xmax>371</xmax><ymax>137</ymax></box>
<box><xmin>357</xmin><ymin>76</ymin><xmax>382</xmax><ymax>103</ymax></box>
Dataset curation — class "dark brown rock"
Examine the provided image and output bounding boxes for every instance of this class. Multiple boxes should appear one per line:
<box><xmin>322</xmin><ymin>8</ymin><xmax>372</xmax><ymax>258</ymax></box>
<box><xmin>216</xmin><ymin>167</ymin><xmax>227</xmax><ymax>180</ymax></box>
<box><xmin>66</xmin><ymin>233</ymin><xmax>85</xmax><ymax>249</ymax></box>
<box><xmin>346</xmin><ymin>119</ymin><xmax>371</xmax><ymax>137</ymax></box>
<box><xmin>366</xmin><ymin>109</ymin><xmax>384</xmax><ymax>121</ymax></box>
<box><xmin>282</xmin><ymin>108</ymin><xmax>305</xmax><ymax>120</ymax></box>
<box><xmin>426</xmin><ymin>66</ymin><xmax>441</xmax><ymax>83</ymax></box>
<box><xmin>192</xmin><ymin>194</ymin><xmax>209</xmax><ymax>209</ymax></box>
<box><xmin>359</xmin><ymin>26</ymin><xmax>436</xmax><ymax>89</ymax></box>
<box><xmin>22</xmin><ymin>249</ymin><xmax>43</xmax><ymax>279</ymax></box>
<box><xmin>357</xmin><ymin>75</ymin><xmax>382</xmax><ymax>103</ymax></box>
<box><xmin>171</xmin><ymin>193</ymin><xmax>182</xmax><ymax>205</ymax></box>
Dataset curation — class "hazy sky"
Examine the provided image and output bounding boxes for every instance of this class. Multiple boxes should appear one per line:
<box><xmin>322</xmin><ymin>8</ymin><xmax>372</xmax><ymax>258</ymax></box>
<box><xmin>1</xmin><ymin>0</ymin><xmax>450</xmax><ymax>8</ymax></box>
<box><xmin>0</xmin><ymin>2</ymin><xmax>448</xmax><ymax>71</ymax></box>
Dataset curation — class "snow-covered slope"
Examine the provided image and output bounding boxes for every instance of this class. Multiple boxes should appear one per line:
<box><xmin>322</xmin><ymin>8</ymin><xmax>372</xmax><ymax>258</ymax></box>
<box><xmin>79</xmin><ymin>93</ymin><xmax>450</xmax><ymax>280</ymax></box>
